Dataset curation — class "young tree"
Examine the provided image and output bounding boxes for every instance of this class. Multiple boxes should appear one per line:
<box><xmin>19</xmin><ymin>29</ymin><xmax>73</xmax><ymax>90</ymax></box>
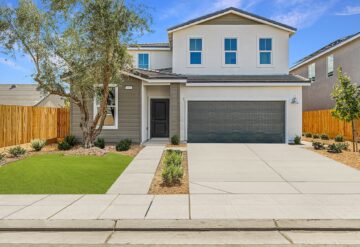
<box><xmin>0</xmin><ymin>0</ymin><xmax>150</xmax><ymax>148</ymax></box>
<box><xmin>331</xmin><ymin>67</ymin><xmax>360</xmax><ymax>152</ymax></box>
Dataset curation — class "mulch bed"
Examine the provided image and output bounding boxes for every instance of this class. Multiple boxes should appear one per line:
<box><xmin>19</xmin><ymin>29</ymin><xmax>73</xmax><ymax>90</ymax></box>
<box><xmin>303</xmin><ymin>137</ymin><xmax>360</xmax><ymax>170</ymax></box>
<box><xmin>148</xmin><ymin>150</ymin><xmax>189</xmax><ymax>195</ymax></box>
<box><xmin>0</xmin><ymin>143</ymin><xmax>143</xmax><ymax>167</ymax></box>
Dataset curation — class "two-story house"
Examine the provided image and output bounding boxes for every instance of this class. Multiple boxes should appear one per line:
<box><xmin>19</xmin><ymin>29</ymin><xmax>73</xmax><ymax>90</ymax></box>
<box><xmin>290</xmin><ymin>31</ymin><xmax>360</xmax><ymax>111</ymax></box>
<box><xmin>71</xmin><ymin>7</ymin><xmax>310</xmax><ymax>144</ymax></box>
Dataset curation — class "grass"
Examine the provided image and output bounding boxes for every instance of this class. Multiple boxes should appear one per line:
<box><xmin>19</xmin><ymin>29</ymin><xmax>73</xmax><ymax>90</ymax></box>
<box><xmin>0</xmin><ymin>153</ymin><xmax>133</xmax><ymax>194</ymax></box>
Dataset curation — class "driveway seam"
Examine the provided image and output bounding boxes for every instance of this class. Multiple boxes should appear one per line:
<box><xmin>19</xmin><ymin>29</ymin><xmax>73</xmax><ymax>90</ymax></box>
<box><xmin>190</xmin><ymin>182</ymin><xmax>231</xmax><ymax>194</ymax></box>
<box><xmin>97</xmin><ymin>194</ymin><xmax>121</xmax><ymax>220</ymax></box>
<box><xmin>244</xmin><ymin>144</ymin><xmax>303</xmax><ymax>194</ymax></box>
<box><xmin>144</xmin><ymin>195</ymin><xmax>154</xmax><ymax>219</ymax></box>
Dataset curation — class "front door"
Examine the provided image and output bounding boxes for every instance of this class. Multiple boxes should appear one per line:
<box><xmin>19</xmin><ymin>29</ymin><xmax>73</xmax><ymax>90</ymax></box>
<box><xmin>151</xmin><ymin>99</ymin><xmax>169</xmax><ymax>138</ymax></box>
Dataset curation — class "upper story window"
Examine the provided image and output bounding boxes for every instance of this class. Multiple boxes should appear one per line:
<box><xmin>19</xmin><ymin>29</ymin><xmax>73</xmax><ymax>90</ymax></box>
<box><xmin>224</xmin><ymin>38</ymin><xmax>237</xmax><ymax>65</ymax></box>
<box><xmin>138</xmin><ymin>53</ymin><xmax>149</xmax><ymax>69</ymax></box>
<box><xmin>189</xmin><ymin>38</ymin><xmax>202</xmax><ymax>65</ymax></box>
<box><xmin>94</xmin><ymin>85</ymin><xmax>118</xmax><ymax>129</ymax></box>
<box><xmin>259</xmin><ymin>38</ymin><xmax>272</xmax><ymax>65</ymax></box>
<box><xmin>327</xmin><ymin>54</ymin><xmax>334</xmax><ymax>77</ymax></box>
<box><xmin>308</xmin><ymin>63</ymin><xmax>316</xmax><ymax>81</ymax></box>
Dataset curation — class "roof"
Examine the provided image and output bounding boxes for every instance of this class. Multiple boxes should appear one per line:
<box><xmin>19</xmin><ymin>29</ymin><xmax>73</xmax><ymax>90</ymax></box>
<box><xmin>130</xmin><ymin>69</ymin><xmax>187</xmax><ymax>80</ymax></box>
<box><xmin>0</xmin><ymin>84</ymin><xmax>65</xmax><ymax>107</ymax></box>
<box><xmin>126</xmin><ymin>69</ymin><xmax>309</xmax><ymax>84</ymax></box>
<box><xmin>128</xmin><ymin>43</ymin><xmax>170</xmax><ymax>50</ymax></box>
<box><xmin>167</xmin><ymin>7</ymin><xmax>297</xmax><ymax>33</ymax></box>
<box><xmin>291</xmin><ymin>31</ymin><xmax>360</xmax><ymax>70</ymax></box>
<box><xmin>186</xmin><ymin>74</ymin><xmax>310</xmax><ymax>83</ymax></box>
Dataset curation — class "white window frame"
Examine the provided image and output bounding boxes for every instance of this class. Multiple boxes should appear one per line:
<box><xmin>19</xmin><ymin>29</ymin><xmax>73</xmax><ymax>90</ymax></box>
<box><xmin>308</xmin><ymin>63</ymin><xmax>316</xmax><ymax>81</ymax></box>
<box><xmin>187</xmin><ymin>37</ymin><xmax>204</xmax><ymax>67</ymax></box>
<box><xmin>223</xmin><ymin>37</ymin><xmax>239</xmax><ymax>67</ymax></box>
<box><xmin>257</xmin><ymin>37</ymin><xmax>274</xmax><ymax>67</ymax></box>
<box><xmin>137</xmin><ymin>53</ymin><xmax>150</xmax><ymax>70</ymax></box>
<box><xmin>327</xmin><ymin>54</ymin><xmax>334</xmax><ymax>77</ymax></box>
<box><xmin>93</xmin><ymin>84</ymin><xmax>118</xmax><ymax>130</ymax></box>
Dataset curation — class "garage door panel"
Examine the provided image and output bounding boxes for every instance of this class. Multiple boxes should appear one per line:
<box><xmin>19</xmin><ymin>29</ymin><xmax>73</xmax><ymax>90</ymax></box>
<box><xmin>188</xmin><ymin>101</ymin><xmax>285</xmax><ymax>143</ymax></box>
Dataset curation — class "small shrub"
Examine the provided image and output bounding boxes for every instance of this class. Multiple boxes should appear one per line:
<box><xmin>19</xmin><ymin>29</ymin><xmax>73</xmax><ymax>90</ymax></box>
<box><xmin>64</xmin><ymin>135</ymin><xmax>78</xmax><ymax>147</ymax></box>
<box><xmin>334</xmin><ymin>135</ymin><xmax>344</xmax><ymax>142</ymax></box>
<box><xmin>0</xmin><ymin>153</ymin><xmax>5</xmax><ymax>161</ymax></box>
<box><xmin>327</xmin><ymin>143</ymin><xmax>342</xmax><ymax>153</ymax></box>
<box><xmin>305</xmin><ymin>133</ymin><xmax>312</xmax><ymax>138</ymax></box>
<box><xmin>313</xmin><ymin>134</ymin><xmax>320</xmax><ymax>139</ymax></box>
<box><xmin>31</xmin><ymin>139</ymin><xmax>46</xmax><ymax>151</ymax></box>
<box><xmin>171</xmin><ymin>135</ymin><xmax>180</xmax><ymax>145</ymax></box>
<box><xmin>58</xmin><ymin>141</ymin><xmax>71</xmax><ymax>151</ymax></box>
<box><xmin>9</xmin><ymin>146</ymin><xmax>26</xmax><ymax>157</ymax></box>
<box><xmin>162</xmin><ymin>164</ymin><xmax>184</xmax><ymax>185</ymax></box>
<box><xmin>164</xmin><ymin>150</ymin><xmax>182</xmax><ymax>166</ymax></box>
<box><xmin>116</xmin><ymin>138</ymin><xmax>132</xmax><ymax>151</ymax></box>
<box><xmin>312</xmin><ymin>142</ymin><xmax>325</xmax><ymax>150</ymax></box>
<box><xmin>293</xmin><ymin>135</ymin><xmax>301</xmax><ymax>145</ymax></box>
<box><xmin>320</xmin><ymin>134</ymin><xmax>329</xmax><ymax>140</ymax></box>
<box><xmin>94</xmin><ymin>138</ymin><xmax>105</xmax><ymax>149</ymax></box>
<box><xmin>337</xmin><ymin>142</ymin><xmax>349</xmax><ymax>151</ymax></box>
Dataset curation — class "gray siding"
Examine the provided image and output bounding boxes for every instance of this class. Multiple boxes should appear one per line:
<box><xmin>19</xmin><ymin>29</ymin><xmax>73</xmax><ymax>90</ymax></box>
<box><xmin>70</xmin><ymin>77</ymin><xmax>142</xmax><ymax>143</ymax></box>
<box><xmin>291</xmin><ymin>38</ymin><xmax>360</xmax><ymax>111</ymax></box>
<box><xmin>169</xmin><ymin>83</ymin><xmax>180</xmax><ymax>137</ymax></box>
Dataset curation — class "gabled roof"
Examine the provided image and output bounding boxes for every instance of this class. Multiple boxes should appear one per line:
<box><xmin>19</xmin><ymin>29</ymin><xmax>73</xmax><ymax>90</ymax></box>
<box><xmin>130</xmin><ymin>68</ymin><xmax>186</xmax><ymax>80</ymax></box>
<box><xmin>291</xmin><ymin>31</ymin><xmax>360</xmax><ymax>71</ymax></box>
<box><xmin>167</xmin><ymin>7</ymin><xmax>297</xmax><ymax>33</ymax></box>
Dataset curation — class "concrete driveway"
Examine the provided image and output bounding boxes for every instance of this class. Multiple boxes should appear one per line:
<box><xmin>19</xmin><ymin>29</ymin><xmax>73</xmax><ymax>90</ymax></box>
<box><xmin>188</xmin><ymin>144</ymin><xmax>360</xmax><ymax>194</ymax></box>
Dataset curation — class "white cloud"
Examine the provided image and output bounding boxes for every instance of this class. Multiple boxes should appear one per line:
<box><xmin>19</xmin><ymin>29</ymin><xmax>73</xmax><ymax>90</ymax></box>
<box><xmin>336</xmin><ymin>5</ymin><xmax>360</xmax><ymax>16</ymax></box>
<box><xmin>0</xmin><ymin>57</ymin><xmax>27</xmax><ymax>72</ymax></box>
<box><xmin>271</xmin><ymin>0</ymin><xmax>337</xmax><ymax>28</ymax></box>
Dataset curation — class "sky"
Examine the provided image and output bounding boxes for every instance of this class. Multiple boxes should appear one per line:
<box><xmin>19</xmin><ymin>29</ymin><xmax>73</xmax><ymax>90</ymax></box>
<box><xmin>0</xmin><ymin>0</ymin><xmax>360</xmax><ymax>84</ymax></box>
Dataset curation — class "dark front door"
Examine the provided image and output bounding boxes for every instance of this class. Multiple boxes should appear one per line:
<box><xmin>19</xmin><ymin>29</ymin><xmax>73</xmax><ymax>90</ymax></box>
<box><xmin>151</xmin><ymin>99</ymin><xmax>169</xmax><ymax>138</ymax></box>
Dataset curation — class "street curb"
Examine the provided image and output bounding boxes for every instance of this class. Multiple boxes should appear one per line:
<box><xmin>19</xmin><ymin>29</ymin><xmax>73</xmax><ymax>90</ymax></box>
<box><xmin>1</xmin><ymin>219</ymin><xmax>360</xmax><ymax>231</ymax></box>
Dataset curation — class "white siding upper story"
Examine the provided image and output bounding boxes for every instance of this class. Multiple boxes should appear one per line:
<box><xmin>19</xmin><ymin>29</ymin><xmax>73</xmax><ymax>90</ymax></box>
<box><xmin>127</xmin><ymin>50</ymin><xmax>172</xmax><ymax>70</ymax></box>
<box><xmin>172</xmin><ymin>24</ymin><xmax>289</xmax><ymax>75</ymax></box>
<box><xmin>128</xmin><ymin>24</ymin><xmax>291</xmax><ymax>75</ymax></box>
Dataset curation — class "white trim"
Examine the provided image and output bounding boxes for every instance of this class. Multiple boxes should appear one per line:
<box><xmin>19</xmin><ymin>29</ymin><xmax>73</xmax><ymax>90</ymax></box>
<box><xmin>222</xmin><ymin>37</ymin><xmax>240</xmax><ymax>67</ymax></box>
<box><xmin>257</xmin><ymin>37</ymin><xmax>274</xmax><ymax>68</ymax></box>
<box><xmin>326</xmin><ymin>54</ymin><xmax>334</xmax><ymax>77</ymax></box>
<box><xmin>290</xmin><ymin>33</ymin><xmax>360</xmax><ymax>71</ymax></box>
<box><xmin>121</xmin><ymin>71</ymin><xmax>187</xmax><ymax>83</ymax></box>
<box><xmin>185</xmin><ymin>82</ymin><xmax>311</xmax><ymax>87</ymax></box>
<box><xmin>187</xmin><ymin>36</ymin><xmax>204</xmax><ymax>68</ymax></box>
<box><xmin>167</xmin><ymin>9</ymin><xmax>296</xmax><ymax>34</ymax></box>
<box><xmin>147</xmin><ymin>96</ymin><xmax>170</xmax><ymax>140</ymax></box>
<box><xmin>128</xmin><ymin>47</ymin><xmax>171</xmax><ymax>51</ymax></box>
<box><xmin>93</xmin><ymin>84</ymin><xmax>119</xmax><ymax>130</ymax></box>
<box><xmin>184</xmin><ymin>98</ymin><xmax>288</xmax><ymax>143</ymax></box>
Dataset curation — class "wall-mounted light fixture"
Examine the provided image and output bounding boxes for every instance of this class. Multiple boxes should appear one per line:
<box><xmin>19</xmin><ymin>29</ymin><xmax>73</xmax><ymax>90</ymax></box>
<box><xmin>291</xmin><ymin>96</ymin><xmax>299</xmax><ymax>104</ymax></box>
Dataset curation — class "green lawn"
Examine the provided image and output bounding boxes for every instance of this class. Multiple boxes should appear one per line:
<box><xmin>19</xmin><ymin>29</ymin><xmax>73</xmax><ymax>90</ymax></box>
<box><xmin>0</xmin><ymin>153</ymin><xmax>133</xmax><ymax>194</ymax></box>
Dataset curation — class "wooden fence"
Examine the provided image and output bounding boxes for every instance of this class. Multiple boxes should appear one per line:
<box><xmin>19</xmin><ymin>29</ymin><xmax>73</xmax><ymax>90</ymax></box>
<box><xmin>0</xmin><ymin>105</ymin><xmax>70</xmax><ymax>148</ymax></box>
<box><xmin>303</xmin><ymin>109</ymin><xmax>360</xmax><ymax>140</ymax></box>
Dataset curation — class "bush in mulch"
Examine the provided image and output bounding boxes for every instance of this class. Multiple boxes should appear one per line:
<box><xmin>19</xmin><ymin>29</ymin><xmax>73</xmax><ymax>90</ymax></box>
<box><xmin>293</xmin><ymin>135</ymin><xmax>301</xmax><ymax>145</ymax></box>
<box><xmin>0</xmin><ymin>153</ymin><xmax>5</xmax><ymax>162</ymax></box>
<box><xmin>162</xmin><ymin>150</ymin><xmax>184</xmax><ymax>186</ymax></box>
<box><xmin>9</xmin><ymin>146</ymin><xmax>26</xmax><ymax>157</ymax></box>
<box><xmin>58</xmin><ymin>141</ymin><xmax>72</xmax><ymax>151</ymax></box>
<box><xmin>31</xmin><ymin>139</ymin><xmax>46</xmax><ymax>151</ymax></box>
<box><xmin>320</xmin><ymin>134</ymin><xmax>329</xmax><ymax>140</ymax></box>
<box><xmin>327</xmin><ymin>143</ymin><xmax>343</xmax><ymax>153</ymax></box>
<box><xmin>171</xmin><ymin>135</ymin><xmax>180</xmax><ymax>145</ymax></box>
<box><xmin>312</xmin><ymin>142</ymin><xmax>325</xmax><ymax>150</ymax></box>
<box><xmin>305</xmin><ymin>133</ymin><xmax>312</xmax><ymax>138</ymax></box>
<box><xmin>335</xmin><ymin>135</ymin><xmax>344</xmax><ymax>142</ymax></box>
<box><xmin>94</xmin><ymin>138</ymin><xmax>105</xmax><ymax>149</ymax></box>
<box><xmin>313</xmin><ymin>134</ymin><xmax>320</xmax><ymax>139</ymax></box>
<box><xmin>116</xmin><ymin>138</ymin><xmax>132</xmax><ymax>151</ymax></box>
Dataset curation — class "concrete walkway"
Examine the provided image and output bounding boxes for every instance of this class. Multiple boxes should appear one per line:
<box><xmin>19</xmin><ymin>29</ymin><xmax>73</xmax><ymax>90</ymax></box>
<box><xmin>107</xmin><ymin>145</ymin><xmax>164</xmax><ymax>194</ymax></box>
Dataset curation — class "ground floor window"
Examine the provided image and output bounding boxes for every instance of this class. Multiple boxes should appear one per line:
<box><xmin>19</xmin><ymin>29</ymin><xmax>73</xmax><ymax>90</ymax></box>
<box><xmin>93</xmin><ymin>85</ymin><xmax>118</xmax><ymax>129</ymax></box>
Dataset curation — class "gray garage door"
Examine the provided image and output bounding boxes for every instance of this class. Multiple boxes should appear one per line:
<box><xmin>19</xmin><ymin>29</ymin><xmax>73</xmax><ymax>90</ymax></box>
<box><xmin>187</xmin><ymin>101</ymin><xmax>285</xmax><ymax>143</ymax></box>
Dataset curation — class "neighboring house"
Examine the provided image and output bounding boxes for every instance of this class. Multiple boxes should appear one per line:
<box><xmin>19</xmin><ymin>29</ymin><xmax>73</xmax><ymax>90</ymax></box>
<box><xmin>0</xmin><ymin>84</ymin><xmax>66</xmax><ymax>108</ymax></box>
<box><xmin>290</xmin><ymin>32</ymin><xmax>360</xmax><ymax>111</ymax></box>
<box><xmin>71</xmin><ymin>7</ymin><xmax>310</xmax><ymax>144</ymax></box>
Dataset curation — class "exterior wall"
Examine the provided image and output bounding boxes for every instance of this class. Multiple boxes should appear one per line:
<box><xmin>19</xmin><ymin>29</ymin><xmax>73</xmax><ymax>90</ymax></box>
<box><xmin>71</xmin><ymin>77</ymin><xmax>142</xmax><ymax>143</ymax></box>
<box><xmin>291</xmin><ymin>38</ymin><xmax>360</xmax><ymax>111</ymax></box>
<box><xmin>36</xmin><ymin>94</ymin><xmax>66</xmax><ymax>108</ymax></box>
<box><xmin>179</xmin><ymin>85</ymin><xmax>303</xmax><ymax>143</ymax></box>
<box><xmin>169</xmin><ymin>83</ymin><xmax>180</xmax><ymax>138</ymax></box>
<box><xmin>0</xmin><ymin>84</ymin><xmax>44</xmax><ymax>106</ymax></box>
<box><xmin>172</xmin><ymin>24</ymin><xmax>289</xmax><ymax>75</ymax></box>
<box><xmin>127</xmin><ymin>50</ymin><xmax>172</xmax><ymax>70</ymax></box>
